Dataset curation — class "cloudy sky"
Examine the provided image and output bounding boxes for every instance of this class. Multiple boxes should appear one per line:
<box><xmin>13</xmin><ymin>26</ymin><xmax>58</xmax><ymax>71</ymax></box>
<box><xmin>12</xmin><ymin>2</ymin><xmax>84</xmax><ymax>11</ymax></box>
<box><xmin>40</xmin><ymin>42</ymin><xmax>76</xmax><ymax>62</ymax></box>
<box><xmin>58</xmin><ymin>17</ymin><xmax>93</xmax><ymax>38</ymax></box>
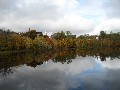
<box><xmin>0</xmin><ymin>0</ymin><xmax>120</xmax><ymax>35</ymax></box>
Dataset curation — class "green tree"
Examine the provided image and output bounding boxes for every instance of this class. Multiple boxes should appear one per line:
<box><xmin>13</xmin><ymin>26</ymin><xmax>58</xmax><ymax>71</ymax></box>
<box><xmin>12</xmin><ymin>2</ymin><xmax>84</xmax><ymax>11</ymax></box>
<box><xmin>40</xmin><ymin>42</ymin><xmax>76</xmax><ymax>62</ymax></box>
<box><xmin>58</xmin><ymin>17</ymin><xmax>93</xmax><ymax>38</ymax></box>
<box><xmin>66</xmin><ymin>31</ymin><xmax>71</xmax><ymax>36</ymax></box>
<box><xmin>61</xmin><ymin>31</ymin><xmax>66</xmax><ymax>38</ymax></box>
<box><xmin>24</xmin><ymin>37</ymin><xmax>33</xmax><ymax>49</ymax></box>
<box><xmin>24</xmin><ymin>30</ymin><xmax>37</xmax><ymax>40</ymax></box>
<box><xmin>11</xmin><ymin>34</ymin><xmax>25</xmax><ymax>50</ymax></box>
<box><xmin>99</xmin><ymin>31</ymin><xmax>106</xmax><ymax>40</ymax></box>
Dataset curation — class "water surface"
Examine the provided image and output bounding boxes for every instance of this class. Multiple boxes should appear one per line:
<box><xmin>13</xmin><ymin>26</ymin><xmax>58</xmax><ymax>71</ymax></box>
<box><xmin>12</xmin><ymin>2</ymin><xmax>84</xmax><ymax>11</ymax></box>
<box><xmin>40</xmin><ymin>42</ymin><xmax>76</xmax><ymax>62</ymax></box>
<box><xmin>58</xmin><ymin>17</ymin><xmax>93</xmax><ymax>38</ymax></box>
<box><xmin>0</xmin><ymin>49</ymin><xmax>120</xmax><ymax>90</ymax></box>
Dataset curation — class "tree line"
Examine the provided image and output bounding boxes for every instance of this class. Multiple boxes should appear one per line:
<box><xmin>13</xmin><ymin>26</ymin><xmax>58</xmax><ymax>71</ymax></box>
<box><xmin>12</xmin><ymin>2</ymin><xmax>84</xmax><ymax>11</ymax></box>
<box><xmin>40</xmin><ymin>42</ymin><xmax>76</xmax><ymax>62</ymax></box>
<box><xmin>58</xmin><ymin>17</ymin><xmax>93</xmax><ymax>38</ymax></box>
<box><xmin>0</xmin><ymin>28</ymin><xmax>120</xmax><ymax>51</ymax></box>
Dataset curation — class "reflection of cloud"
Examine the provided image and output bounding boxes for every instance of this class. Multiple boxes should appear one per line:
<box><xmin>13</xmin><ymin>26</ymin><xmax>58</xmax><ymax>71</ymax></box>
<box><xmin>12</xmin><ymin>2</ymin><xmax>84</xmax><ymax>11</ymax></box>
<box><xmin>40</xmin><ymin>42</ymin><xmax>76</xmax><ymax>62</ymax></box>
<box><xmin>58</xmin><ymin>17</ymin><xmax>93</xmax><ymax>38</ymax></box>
<box><xmin>42</xmin><ymin>56</ymin><xmax>96</xmax><ymax>76</ymax></box>
<box><xmin>0</xmin><ymin>67</ymin><xmax>68</xmax><ymax>90</ymax></box>
<box><xmin>77</xmin><ymin>68</ymin><xmax>120</xmax><ymax>90</ymax></box>
<box><xmin>97</xmin><ymin>58</ymin><xmax>120</xmax><ymax>69</ymax></box>
<box><xmin>0</xmin><ymin>57</ymin><xmax>96</xmax><ymax>90</ymax></box>
<box><xmin>0</xmin><ymin>57</ymin><xmax>120</xmax><ymax>90</ymax></box>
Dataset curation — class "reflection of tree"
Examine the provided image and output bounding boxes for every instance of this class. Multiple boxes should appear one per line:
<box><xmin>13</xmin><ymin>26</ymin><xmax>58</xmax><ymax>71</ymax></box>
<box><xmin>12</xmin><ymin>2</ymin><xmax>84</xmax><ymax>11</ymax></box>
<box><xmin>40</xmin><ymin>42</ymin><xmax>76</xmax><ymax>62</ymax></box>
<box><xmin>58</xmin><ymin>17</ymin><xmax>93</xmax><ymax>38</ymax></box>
<box><xmin>0</xmin><ymin>67</ymin><xmax>14</xmax><ymax>77</ymax></box>
<box><xmin>77</xmin><ymin>48</ymin><xmax>120</xmax><ymax>61</ymax></box>
<box><xmin>0</xmin><ymin>48</ymin><xmax>119</xmax><ymax>76</ymax></box>
<box><xmin>0</xmin><ymin>50</ymin><xmax>54</xmax><ymax>76</ymax></box>
<box><xmin>99</xmin><ymin>54</ymin><xmax>106</xmax><ymax>61</ymax></box>
<box><xmin>27</xmin><ymin>60</ymin><xmax>43</xmax><ymax>68</ymax></box>
<box><xmin>52</xmin><ymin>49</ymin><xmax>76</xmax><ymax>64</ymax></box>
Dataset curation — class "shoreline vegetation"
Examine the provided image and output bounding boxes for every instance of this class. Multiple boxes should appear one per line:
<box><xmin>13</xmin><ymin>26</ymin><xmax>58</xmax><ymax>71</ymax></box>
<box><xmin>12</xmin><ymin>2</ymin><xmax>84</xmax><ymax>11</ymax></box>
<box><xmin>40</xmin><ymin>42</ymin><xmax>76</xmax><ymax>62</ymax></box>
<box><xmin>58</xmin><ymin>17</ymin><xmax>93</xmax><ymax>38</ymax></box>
<box><xmin>0</xmin><ymin>28</ymin><xmax>120</xmax><ymax>53</ymax></box>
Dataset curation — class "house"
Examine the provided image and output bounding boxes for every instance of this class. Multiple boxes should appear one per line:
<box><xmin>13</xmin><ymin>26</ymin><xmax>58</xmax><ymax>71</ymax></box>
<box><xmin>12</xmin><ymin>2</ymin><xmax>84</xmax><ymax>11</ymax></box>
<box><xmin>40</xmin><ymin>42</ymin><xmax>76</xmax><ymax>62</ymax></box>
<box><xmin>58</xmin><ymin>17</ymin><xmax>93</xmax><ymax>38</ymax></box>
<box><xmin>36</xmin><ymin>32</ymin><xmax>43</xmax><ymax>37</ymax></box>
<box><xmin>28</xmin><ymin>28</ymin><xmax>43</xmax><ymax>37</ymax></box>
<box><xmin>67</xmin><ymin>35</ymin><xmax>76</xmax><ymax>39</ymax></box>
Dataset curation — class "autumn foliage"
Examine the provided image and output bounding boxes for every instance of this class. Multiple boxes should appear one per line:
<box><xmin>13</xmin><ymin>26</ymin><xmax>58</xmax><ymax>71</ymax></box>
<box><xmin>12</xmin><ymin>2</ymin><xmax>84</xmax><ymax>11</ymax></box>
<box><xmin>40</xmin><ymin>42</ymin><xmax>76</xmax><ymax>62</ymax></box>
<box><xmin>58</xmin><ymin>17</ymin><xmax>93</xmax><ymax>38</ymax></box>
<box><xmin>0</xmin><ymin>29</ymin><xmax>120</xmax><ymax>51</ymax></box>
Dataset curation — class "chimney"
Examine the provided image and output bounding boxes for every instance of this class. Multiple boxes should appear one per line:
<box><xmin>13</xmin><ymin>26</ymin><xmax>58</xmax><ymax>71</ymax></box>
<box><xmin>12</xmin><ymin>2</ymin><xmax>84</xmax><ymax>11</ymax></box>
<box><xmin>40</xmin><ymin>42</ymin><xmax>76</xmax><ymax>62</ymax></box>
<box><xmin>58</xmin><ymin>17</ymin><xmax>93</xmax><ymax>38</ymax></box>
<box><xmin>29</xmin><ymin>28</ymin><xmax>30</xmax><ymax>31</ymax></box>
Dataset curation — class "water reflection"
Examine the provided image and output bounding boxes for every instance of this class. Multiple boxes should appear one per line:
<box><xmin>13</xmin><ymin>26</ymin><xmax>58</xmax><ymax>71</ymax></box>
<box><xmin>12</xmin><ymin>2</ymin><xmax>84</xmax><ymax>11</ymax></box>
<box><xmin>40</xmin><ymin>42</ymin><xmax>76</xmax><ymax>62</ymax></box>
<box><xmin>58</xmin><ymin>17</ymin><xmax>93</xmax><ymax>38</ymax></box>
<box><xmin>0</xmin><ymin>48</ymin><xmax>119</xmax><ymax>69</ymax></box>
<box><xmin>0</xmin><ymin>48</ymin><xmax>120</xmax><ymax>90</ymax></box>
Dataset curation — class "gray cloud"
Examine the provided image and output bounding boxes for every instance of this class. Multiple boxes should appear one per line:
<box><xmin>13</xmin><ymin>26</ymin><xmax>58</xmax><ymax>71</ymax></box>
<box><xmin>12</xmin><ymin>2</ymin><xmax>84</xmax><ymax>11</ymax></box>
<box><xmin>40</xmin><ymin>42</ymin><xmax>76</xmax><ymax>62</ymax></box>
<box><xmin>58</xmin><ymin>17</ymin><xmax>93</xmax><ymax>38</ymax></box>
<box><xmin>0</xmin><ymin>0</ymin><xmax>95</xmax><ymax>34</ymax></box>
<box><xmin>104</xmin><ymin>0</ymin><xmax>120</xmax><ymax>18</ymax></box>
<box><xmin>0</xmin><ymin>0</ymin><xmax>17</xmax><ymax>22</ymax></box>
<box><xmin>0</xmin><ymin>0</ymin><xmax>119</xmax><ymax>34</ymax></box>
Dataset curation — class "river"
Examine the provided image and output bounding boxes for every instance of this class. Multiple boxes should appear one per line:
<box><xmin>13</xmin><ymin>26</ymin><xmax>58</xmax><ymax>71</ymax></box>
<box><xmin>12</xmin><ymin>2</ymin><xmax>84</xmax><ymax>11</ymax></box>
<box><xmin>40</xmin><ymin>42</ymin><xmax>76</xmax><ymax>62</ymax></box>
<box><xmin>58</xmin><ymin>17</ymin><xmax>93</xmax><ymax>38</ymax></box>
<box><xmin>0</xmin><ymin>49</ymin><xmax>120</xmax><ymax>90</ymax></box>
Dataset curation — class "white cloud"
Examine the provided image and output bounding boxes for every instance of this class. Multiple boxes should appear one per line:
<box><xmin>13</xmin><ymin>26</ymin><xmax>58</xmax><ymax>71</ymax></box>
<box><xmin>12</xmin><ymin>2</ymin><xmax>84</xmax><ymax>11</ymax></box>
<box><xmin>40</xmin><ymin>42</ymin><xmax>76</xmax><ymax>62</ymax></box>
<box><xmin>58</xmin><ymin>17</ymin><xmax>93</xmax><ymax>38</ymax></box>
<box><xmin>0</xmin><ymin>13</ymin><xmax>94</xmax><ymax>34</ymax></box>
<box><xmin>92</xmin><ymin>18</ymin><xmax>120</xmax><ymax>35</ymax></box>
<box><xmin>0</xmin><ymin>0</ymin><xmax>95</xmax><ymax>34</ymax></box>
<box><xmin>0</xmin><ymin>0</ymin><xmax>120</xmax><ymax>35</ymax></box>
